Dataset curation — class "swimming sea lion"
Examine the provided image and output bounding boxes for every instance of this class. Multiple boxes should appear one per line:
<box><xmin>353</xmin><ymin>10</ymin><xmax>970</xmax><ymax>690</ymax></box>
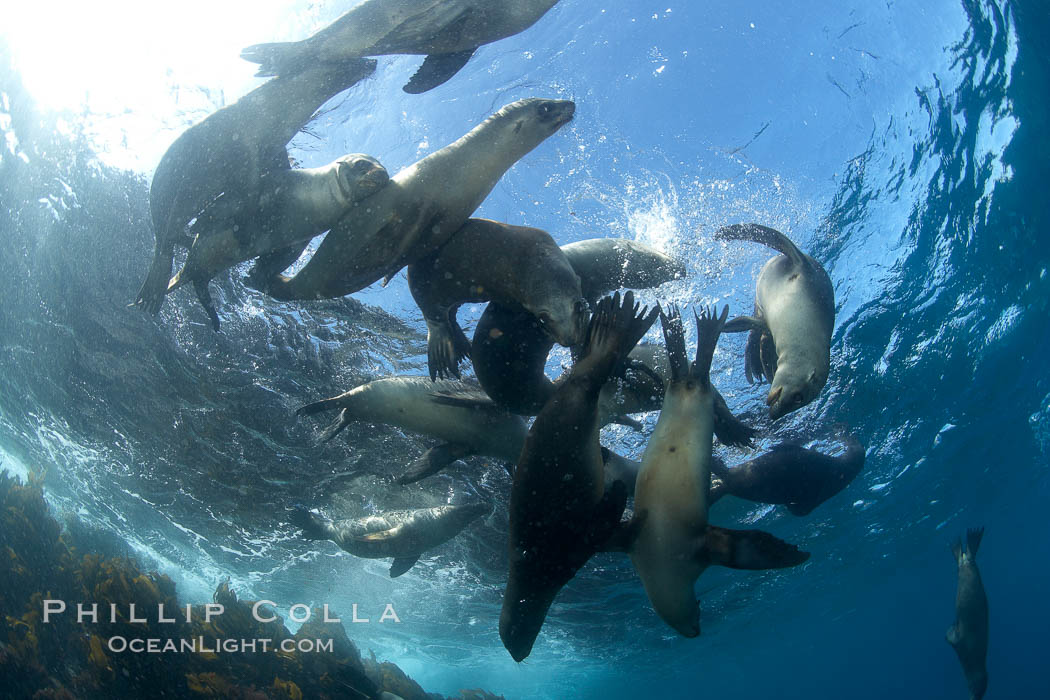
<box><xmin>242</xmin><ymin>0</ymin><xmax>562</xmax><ymax>93</ymax></box>
<box><xmin>560</xmin><ymin>238</ymin><xmax>686</xmax><ymax>307</ymax></box>
<box><xmin>165</xmin><ymin>154</ymin><xmax>389</xmax><ymax>330</ymax></box>
<box><xmin>501</xmin><ymin>291</ymin><xmax>659</xmax><ymax>662</ymax></box>
<box><xmin>715</xmin><ymin>223</ymin><xmax>835</xmax><ymax>420</ymax></box>
<box><xmin>709</xmin><ymin>434</ymin><xmax>865</xmax><ymax>515</ymax></box>
<box><xmin>407</xmin><ymin>218</ymin><xmax>588</xmax><ymax>380</ymax></box>
<box><xmin>258</xmin><ymin>98</ymin><xmax>575</xmax><ymax>301</ymax></box>
<box><xmin>296</xmin><ymin>376</ymin><xmax>527</xmax><ymax>484</ymax></box>
<box><xmin>290</xmin><ymin>502</ymin><xmax>490</xmax><ymax>577</ymax></box>
<box><xmin>134</xmin><ymin>57</ymin><xmax>377</xmax><ymax>314</ymax></box>
<box><xmin>471</xmin><ymin>239</ymin><xmax>684</xmax><ymax>414</ymax></box>
<box><xmin>948</xmin><ymin>527</ymin><xmax>989</xmax><ymax>700</ymax></box>
<box><xmin>629</xmin><ymin>306</ymin><xmax>809</xmax><ymax>637</ymax></box>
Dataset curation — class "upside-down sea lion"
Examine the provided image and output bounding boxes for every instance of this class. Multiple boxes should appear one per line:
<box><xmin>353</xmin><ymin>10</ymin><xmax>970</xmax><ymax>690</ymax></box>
<box><xmin>470</xmin><ymin>238</ymin><xmax>684</xmax><ymax>414</ymax></box>
<box><xmin>296</xmin><ymin>376</ymin><xmax>527</xmax><ymax>484</ymax></box>
<box><xmin>629</xmin><ymin>306</ymin><xmax>809</xmax><ymax>637</ymax></box>
<box><xmin>258</xmin><ymin>98</ymin><xmax>575</xmax><ymax>301</ymax></box>
<box><xmin>716</xmin><ymin>223</ymin><xmax>835</xmax><ymax>420</ymax></box>
<box><xmin>134</xmin><ymin>57</ymin><xmax>377</xmax><ymax>314</ymax></box>
<box><xmin>709</xmin><ymin>433</ymin><xmax>865</xmax><ymax>514</ymax></box>
<box><xmin>290</xmin><ymin>502</ymin><xmax>490</xmax><ymax>577</ymax></box>
<box><xmin>948</xmin><ymin>527</ymin><xmax>989</xmax><ymax>700</ymax></box>
<box><xmin>242</xmin><ymin>0</ymin><xmax>562</xmax><ymax>93</ymax></box>
<box><xmin>407</xmin><ymin>218</ymin><xmax>587</xmax><ymax>380</ymax></box>
<box><xmin>165</xmin><ymin>154</ymin><xmax>389</xmax><ymax>330</ymax></box>
<box><xmin>500</xmin><ymin>291</ymin><xmax>659</xmax><ymax>662</ymax></box>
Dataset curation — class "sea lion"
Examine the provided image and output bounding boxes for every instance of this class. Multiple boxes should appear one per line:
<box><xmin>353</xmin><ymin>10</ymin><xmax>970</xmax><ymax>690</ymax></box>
<box><xmin>560</xmin><ymin>238</ymin><xmax>686</xmax><ymax>307</ymax></box>
<box><xmin>242</xmin><ymin>0</ymin><xmax>562</xmax><ymax>93</ymax></box>
<box><xmin>501</xmin><ymin>291</ymin><xmax>659</xmax><ymax>662</ymax></box>
<box><xmin>165</xmin><ymin>154</ymin><xmax>389</xmax><ymax>330</ymax></box>
<box><xmin>296</xmin><ymin>376</ymin><xmax>527</xmax><ymax>484</ymax></box>
<box><xmin>715</xmin><ymin>223</ymin><xmax>835</xmax><ymax>420</ymax></box>
<box><xmin>948</xmin><ymin>527</ymin><xmax>989</xmax><ymax>700</ymax></box>
<box><xmin>709</xmin><ymin>434</ymin><xmax>865</xmax><ymax>515</ymax></box>
<box><xmin>258</xmin><ymin>98</ymin><xmax>575</xmax><ymax>301</ymax></box>
<box><xmin>407</xmin><ymin>218</ymin><xmax>588</xmax><ymax>380</ymax></box>
<box><xmin>471</xmin><ymin>239</ymin><xmax>684</xmax><ymax>414</ymax></box>
<box><xmin>290</xmin><ymin>502</ymin><xmax>490</xmax><ymax>577</ymax></box>
<box><xmin>629</xmin><ymin>306</ymin><xmax>809</xmax><ymax>637</ymax></box>
<box><xmin>134</xmin><ymin>57</ymin><xmax>377</xmax><ymax>314</ymax></box>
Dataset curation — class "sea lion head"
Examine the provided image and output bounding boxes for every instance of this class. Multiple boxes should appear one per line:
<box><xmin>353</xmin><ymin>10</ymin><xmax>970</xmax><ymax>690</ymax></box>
<box><xmin>333</xmin><ymin>153</ymin><xmax>390</xmax><ymax>203</ymax></box>
<box><xmin>766</xmin><ymin>362</ymin><xmax>824</xmax><ymax>420</ymax></box>
<box><xmin>493</xmin><ymin>97</ymin><xmax>576</xmax><ymax>145</ymax></box>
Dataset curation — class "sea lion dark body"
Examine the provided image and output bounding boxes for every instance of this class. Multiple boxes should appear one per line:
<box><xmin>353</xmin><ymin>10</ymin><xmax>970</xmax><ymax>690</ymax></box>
<box><xmin>291</xmin><ymin>502</ymin><xmax>490</xmax><ymax>577</ymax></box>
<box><xmin>407</xmin><ymin>218</ymin><xmax>587</xmax><ymax>380</ymax></box>
<box><xmin>629</xmin><ymin>307</ymin><xmax>809</xmax><ymax>637</ymax></box>
<box><xmin>165</xmin><ymin>154</ymin><xmax>389</xmax><ymax>329</ymax></box>
<box><xmin>259</xmin><ymin>99</ymin><xmax>575</xmax><ymax>301</ymax></box>
<box><xmin>948</xmin><ymin>528</ymin><xmax>989</xmax><ymax>700</ymax></box>
<box><xmin>297</xmin><ymin>376</ymin><xmax>527</xmax><ymax>484</ymax></box>
<box><xmin>242</xmin><ymin>0</ymin><xmax>561</xmax><ymax>93</ymax></box>
<box><xmin>709</xmin><ymin>435</ymin><xmax>865</xmax><ymax>515</ymax></box>
<box><xmin>134</xmin><ymin>57</ymin><xmax>377</xmax><ymax>314</ymax></box>
<box><xmin>500</xmin><ymin>292</ymin><xmax>659</xmax><ymax>662</ymax></box>
<box><xmin>716</xmin><ymin>223</ymin><xmax>835</xmax><ymax>420</ymax></box>
<box><xmin>471</xmin><ymin>239</ymin><xmax>684</xmax><ymax>414</ymax></box>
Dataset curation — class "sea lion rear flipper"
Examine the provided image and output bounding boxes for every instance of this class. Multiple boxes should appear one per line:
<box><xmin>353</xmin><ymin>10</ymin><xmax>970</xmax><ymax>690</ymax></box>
<box><xmin>404</xmin><ymin>49</ymin><xmax>477</xmax><ymax>94</ymax></box>
<box><xmin>715</xmin><ymin>223</ymin><xmax>807</xmax><ymax>268</ymax></box>
<box><xmin>389</xmin><ymin>555</ymin><xmax>420</xmax><ymax>578</ymax></box>
<box><xmin>699</xmin><ymin>526</ymin><xmax>810</xmax><ymax>570</ymax></box>
<box><xmin>395</xmin><ymin>443</ymin><xmax>473</xmax><ymax>485</ymax></box>
<box><xmin>966</xmin><ymin>527</ymin><xmax>984</xmax><ymax>558</ymax></box>
<box><xmin>950</xmin><ymin>537</ymin><xmax>964</xmax><ymax>564</ymax></box>
<box><xmin>192</xmin><ymin>279</ymin><xmax>222</xmax><ymax>332</ymax></box>
<box><xmin>712</xmin><ymin>388</ymin><xmax>756</xmax><ymax>447</ymax></box>
<box><xmin>317</xmin><ymin>408</ymin><xmax>353</xmax><ymax>443</ymax></box>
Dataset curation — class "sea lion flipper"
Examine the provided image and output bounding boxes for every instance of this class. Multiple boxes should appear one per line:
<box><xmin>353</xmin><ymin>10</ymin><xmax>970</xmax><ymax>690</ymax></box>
<box><xmin>192</xmin><ymin>279</ymin><xmax>222</xmax><ymax>332</ymax></box>
<box><xmin>659</xmin><ymin>306</ymin><xmax>689</xmax><ymax>381</ymax></box>
<box><xmin>317</xmin><ymin>408</ymin><xmax>352</xmax><ymax>443</ymax></box>
<box><xmin>699</xmin><ymin>526</ymin><xmax>810</xmax><ymax>570</ymax></box>
<box><xmin>134</xmin><ymin>241</ymin><xmax>177</xmax><ymax>315</ymax></box>
<box><xmin>966</xmin><ymin>527</ymin><xmax>984</xmax><ymax>557</ymax></box>
<box><xmin>722</xmin><ymin>314</ymin><xmax>766</xmax><ymax>334</ymax></box>
<box><xmin>743</xmin><ymin>327</ymin><xmax>761</xmax><ymax>384</ymax></box>
<box><xmin>248</xmin><ymin>242</ymin><xmax>309</xmax><ymax>289</ymax></box>
<box><xmin>598</xmin><ymin>511</ymin><xmax>646</xmax><ymax>553</ymax></box>
<box><xmin>758</xmin><ymin>331</ymin><xmax>778</xmax><ymax>381</ymax></box>
<box><xmin>692</xmin><ymin>305</ymin><xmax>729</xmax><ymax>385</ymax></box>
<box><xmin>712</xmin><ymin>388</ymin><xmax>756</xmax><ymax>447</ymax></box>
<box><xmin>946</xmin><ymin>624</ymin><xmax>960</xmax><ymax>648</ymax></box>
<box><xmin>389</xmin><ymin>555</ymin><xmax>420</xmax><ymax>578</ymax></box>
<box><xmin>404</xmin><ymin>49</ymin><xmax>477</xmax><ymax>94</ymax></box>
<box><xmin>715</xmin><ymin>223</ymin><xmax>807</xmax><ymax>268</ymax></box>
<box><xmin>352</xmin><ymin>525</ymin><xmax>406</xmax><ymax>543</ymax></box>
<box><xmin>610</xmin><ymin>414</ymin><xmax>644</xmax><ymax>431</ymax></box>
<box><xmin>240</xmin><ymin>41</ymin><xmax>307</xmax><ymax>78</ymax></box>
<box><xmin>580</xmin><ymin>291</ymin><xmax>661</xmax><ymax>381</ymax></box>
<box><xmin>786</xmin><ymin>502</ymin><xmax>816</xmax><ymax>517</ymax></box>
<box><xmin>427</xmin><ymin>320</ymin><xmax>465</xmax><ymax>381</ymax></box>
<box><xmin>396</xmin><ymin>443</ymin><xmax>472</xmax><ymax>485</ymax></box>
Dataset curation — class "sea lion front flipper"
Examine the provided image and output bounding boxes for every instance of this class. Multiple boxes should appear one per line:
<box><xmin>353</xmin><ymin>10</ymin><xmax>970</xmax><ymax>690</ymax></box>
<box><xmin>317</xmin><ymin>408</ymin><xmax>352</xmax><ymax>443</ymax></box>
<box><xmin>597</xmin><ymin>511</ymin><xmax>646</xmax><ymax>554</ymax></box>
<box><xmin>945</xmin><ymin>624</ymin><xmax>961</xmax><ymax>648</ymax></box>
<box><xmin>715</xmin><ymin>223</ymin><xmax>808</xmax><ymax>268</ymax></box>
<box><xmin>395</xmin><ymin>443</ymin><xmax>473</xmax><ymax>485</ymax></box>
<box><xmin>428</xmin><ymin>391</ymin><xmax>498</xmax><ymax>410</ymax></box>
<box><xmin>966</xmin><ymin>527</ymin><xmax>984</xmax><ymax>558</ymax></box>
<box><xmin>426</xmin><ymin>318</ymin><xmax>466</xmax><ymax>381</ymax></box>
<box><xmin>699</xmin><ymin>526</ymin><xmax>810</xmax><ymax>570</ymax></box>
<box><xmin>247</xmin><ymin>242</ymin><xmax>310</xmax><ymax>289</ymax></box>
<box><xmin>404</xmin><ymin>49</ymin><xmax>477</xmax><ymax>94</ymax></box>
<box><xmin>757</xmin><ymin>330</ymin><xmax>778</xmax><ymax>382</ymax></box>
<box><xmin>389</xmin><ymin>555</ymin><xmax>420</xmax><ymax>579</ymax></box>
<box><xmin>610</xmin><ymin>414</ymin><xmax>644</xmax><ymax>431</ymax></box>
<box><xmin>722</xmin><ymin>315</ymin><xmax>767</xmax><ymax>334</ymax></box>
<box><xmin>192</xmin><ymin>279</ymin><xmax>222</xmax><ymax>332</ymax></box>
<box><xmin>742</xmin><ymin>328</ymin><xmax>761</xmax><ymax>383</ymax></box>
<box><xmin>712</xmin><ymin>388</ymin><xmax>756</xmax><ymax>447</ymax></box>
<box><xmin>134</xmin><ymin>240</ymin><xmax>177</xmax><ymax>315</ymax></box>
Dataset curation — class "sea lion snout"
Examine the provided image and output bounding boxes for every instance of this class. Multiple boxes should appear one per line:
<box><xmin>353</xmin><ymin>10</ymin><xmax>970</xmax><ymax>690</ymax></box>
<box><xmin>335</xmin><ymin>154</ymin><xmax>389</xmax><ymax>202</ymax></box>
<box><xmin>537</xmin><ymin>98</ymin><xmax>576</xmax><ymax>128</ymax></box>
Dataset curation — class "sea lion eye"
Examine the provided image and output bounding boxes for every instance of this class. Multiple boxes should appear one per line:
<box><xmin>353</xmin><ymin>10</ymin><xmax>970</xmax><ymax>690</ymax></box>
<box><xmin>537</xmin><ymin>312</ymin><xmax>552</xmax><ymax>327</ymax></box>
<box><xmin>540</xmin><ymin>103</ymin><xmax>551</xmax><ymax>114</ymax></box>
<box><xmin>792</xmin><ymin>392</ymin><xmax>804</xmax><ymax>406</ymax></box>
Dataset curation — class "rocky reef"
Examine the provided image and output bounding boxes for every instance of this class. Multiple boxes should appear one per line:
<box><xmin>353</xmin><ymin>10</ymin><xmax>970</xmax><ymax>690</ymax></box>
<box><xmin>0</xmin><ymin>470</ymin><xmax>504</xmax><ymax>700</ymax></box>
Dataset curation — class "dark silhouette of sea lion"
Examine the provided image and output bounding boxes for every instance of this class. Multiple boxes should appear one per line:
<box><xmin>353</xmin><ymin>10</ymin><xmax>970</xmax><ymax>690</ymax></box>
<box><xmin>948</xmin><ymin>527</ymin><xmax>989</xmax><ymax>700</ymax></box>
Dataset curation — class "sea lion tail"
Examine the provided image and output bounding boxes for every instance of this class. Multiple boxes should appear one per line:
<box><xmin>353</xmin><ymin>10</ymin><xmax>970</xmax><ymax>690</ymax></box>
<box><xmin>579</xmin><ymin>291</ymin><xmax>660</xmax><ymax>382</ymax></box>
<box><xmin>692</xmin><ymin>305</ymin><xmax>730</xmax><ymax>387</ymax></box>
<box><xmin>966</xmin><ymin>527</ymin><xmax>984</xmax><ymax>558</ymax></box>
<box><xmin>240</xmin><ymin>42</ymin><xmax>307</xmax><ymax>78</ymax></box>
<box><xmin>700</xmin><ymin>526</ymin><xmax>810</xmax><ymax>570</ymax></box>
<box><xmin>714</xmin><ymin>223</ymin><xmax>807</xmax><ymax>267</ymax></box>
<box><xmin>288</xmin><ymin>507</ymin><xmax>333</xmax><ymax>541</ymax></box>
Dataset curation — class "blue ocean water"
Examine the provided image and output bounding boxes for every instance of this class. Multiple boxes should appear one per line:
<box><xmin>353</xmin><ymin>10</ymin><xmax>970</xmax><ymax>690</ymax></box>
<box><xmin>1</xmin><ymin>0</ymin><xmax>1047</xmax><ymax>698</ymax></box>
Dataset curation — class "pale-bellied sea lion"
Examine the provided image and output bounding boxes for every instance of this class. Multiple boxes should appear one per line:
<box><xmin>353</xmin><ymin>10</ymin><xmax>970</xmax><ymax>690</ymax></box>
<box><xmin>471</xmin><ymin>239</ymin><xmax>684</xmax><ymax>414</ymax></box>
<box><xmin>296</xmin><ymin>376</ymin><xmax>527</xmax><ymax>484</ymax></box>
<box><xmin>166</xmin><ymin>154</ymin><xmax>389</xmax><ymax>330</ymax></box>
<box><xmin>716</xmin><ymin>223</ymin><xmax>835</xmax><ymax>420</ymax></box>
<box><xmin>242</xmin><ymin>0</ymin><xmax>562</xmax><ymax>93</ymax></box>
<box><xmin>948</xmin><ymin>527</ymin><xmax>988</xmax><ymax>700</ymax></box>
<box><xmin>134</xmin><ymin>57</ymin><xmax>377</xmax><ymax>314</ymax></box>
<box><xmin>258</xmin><ymin>98</ymin><xmax>575</xmax><ymax>301</ymax></box>
<box><xmin>629</xmin><ymin>306</ymin><xmax>809</xmax><ymax>637</ymax></box>
<box><xmin>290</xmin><ymin>502</ymin><xmax>490</xmax><ymax>577</ymax></box>
<box><xmin>407</xmin><ymin>218</ymin><xmax>587</xmax><ymax>380</ymax></box>
<box><xmin>709</xmin><ymin>433</ymin><xmax>865</xmax><ymax>514</ymax></box>
<box><xmin>501</xmin><ymin>291</ymin><xmax>659</xmax><ymax>662</ymax></box>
